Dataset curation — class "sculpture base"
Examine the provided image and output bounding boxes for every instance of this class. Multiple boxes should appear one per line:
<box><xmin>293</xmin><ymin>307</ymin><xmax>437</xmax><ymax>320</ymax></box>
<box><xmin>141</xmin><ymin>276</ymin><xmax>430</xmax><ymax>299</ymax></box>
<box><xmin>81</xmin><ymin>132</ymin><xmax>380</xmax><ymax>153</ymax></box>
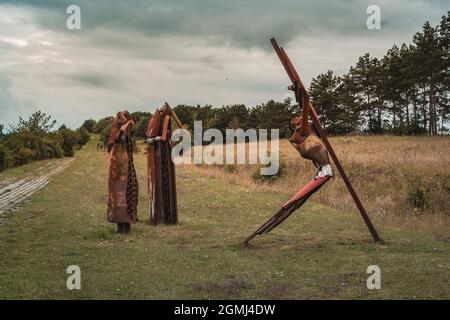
<box><xmin>117</xmin><ymin>223</ymin><xmax>131</xmax><ymax>234</ymax></box>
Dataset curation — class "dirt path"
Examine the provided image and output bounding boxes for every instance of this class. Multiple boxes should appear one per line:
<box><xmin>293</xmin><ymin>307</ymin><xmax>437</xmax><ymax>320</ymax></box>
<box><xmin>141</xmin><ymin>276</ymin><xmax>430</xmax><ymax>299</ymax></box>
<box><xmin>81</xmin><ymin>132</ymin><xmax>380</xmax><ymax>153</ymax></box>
<box><xmin>0</xmin><ymin>159</ymin><xmax>74</xmax><ymax>224</ymax></box>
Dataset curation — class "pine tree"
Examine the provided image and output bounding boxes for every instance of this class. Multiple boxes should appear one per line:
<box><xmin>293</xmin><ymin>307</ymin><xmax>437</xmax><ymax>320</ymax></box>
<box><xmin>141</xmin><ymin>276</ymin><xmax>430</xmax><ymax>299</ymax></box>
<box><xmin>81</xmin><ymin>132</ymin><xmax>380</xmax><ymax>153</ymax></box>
<box><xmin>438</xmin><ymin>11</ymin><xmax>450</xmax><ymax>133</ymax></box>
<box><xmin>349</xmin><ymin>54</ymin><xmax>381</xmax><ymax>133</ymax></box>
<box><xmin>310</xmin><ymin>70</ymin><xmax>344</xmax><ymax>133</ymax></box>
<box><xmin>413</xmin><ymin>21</ymin><xmax>443</xmax><ymax>135</ymax></box>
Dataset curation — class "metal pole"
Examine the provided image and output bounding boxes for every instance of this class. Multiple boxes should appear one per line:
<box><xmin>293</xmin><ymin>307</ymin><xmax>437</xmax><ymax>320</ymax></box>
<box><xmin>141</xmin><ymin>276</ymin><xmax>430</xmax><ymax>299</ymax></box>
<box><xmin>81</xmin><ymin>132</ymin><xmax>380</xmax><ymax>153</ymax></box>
<box><xmin>270</xmin><ymin>38</ymin><xmax>382</xmax><ymax>243</ymax></box>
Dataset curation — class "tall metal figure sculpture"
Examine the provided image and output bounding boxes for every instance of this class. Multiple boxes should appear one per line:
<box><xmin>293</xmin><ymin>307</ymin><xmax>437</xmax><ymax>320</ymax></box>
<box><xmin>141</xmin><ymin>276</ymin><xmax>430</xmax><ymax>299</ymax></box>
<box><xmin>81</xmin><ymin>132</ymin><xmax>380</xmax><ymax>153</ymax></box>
<box><xmin>244</xmin><ymin>38</ymin><xmax>382</xmax><ymax>244</ymax></box>
<box><xmin>107</xmin><ymin>110</ymin><xmax>139</xmax><ymax>234</ymax></box>
<box><xmin>146</xmin><ymin>102</ymin><xmax>183</xmax><ymax>225</ymax></box>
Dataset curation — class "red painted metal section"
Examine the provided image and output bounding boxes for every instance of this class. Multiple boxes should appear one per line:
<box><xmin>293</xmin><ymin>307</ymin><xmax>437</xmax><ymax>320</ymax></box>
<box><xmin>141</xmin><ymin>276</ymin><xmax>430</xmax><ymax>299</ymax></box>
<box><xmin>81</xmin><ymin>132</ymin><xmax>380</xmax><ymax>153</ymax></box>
<box><xmin>282</xmin><ymin>176</ymin><xmax>330</xmax><ymax>208</ymax></box>
<box><xmin>243</xmin><ymin>175</ymin><xmax>330</xmax><ymax>244</ymax></box>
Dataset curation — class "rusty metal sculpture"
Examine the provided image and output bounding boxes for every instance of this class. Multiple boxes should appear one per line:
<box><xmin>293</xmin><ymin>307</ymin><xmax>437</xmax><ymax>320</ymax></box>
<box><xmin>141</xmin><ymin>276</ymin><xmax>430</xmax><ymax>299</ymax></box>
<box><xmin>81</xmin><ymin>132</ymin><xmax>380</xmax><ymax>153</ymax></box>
<box><xmin>146</xmin><ymin>102</ymin><xmax>183</xmax><ymax>225</ymax></box>
<box><xmin>107</xmin><ymin>110</ymin><xmax>139</xmax><ymax>234</ymax></box>
<box><xmin>244</xmin><ymin>38</ymin><xmax>382</xmax><ymax>244</ymax></box>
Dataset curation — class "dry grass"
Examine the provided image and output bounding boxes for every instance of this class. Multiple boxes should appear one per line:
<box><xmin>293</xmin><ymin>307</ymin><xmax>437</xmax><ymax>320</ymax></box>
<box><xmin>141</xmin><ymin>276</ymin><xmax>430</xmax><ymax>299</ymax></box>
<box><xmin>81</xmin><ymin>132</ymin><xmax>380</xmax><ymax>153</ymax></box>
<box><xmin>190</xmin><ymin>136</ymin><xmax>450</xmax><ymax>239</ymax></box>
<box><xmin>1</xmin><ymin>136</ymin><xmax>449</xmax><ymax>299</ymax></box>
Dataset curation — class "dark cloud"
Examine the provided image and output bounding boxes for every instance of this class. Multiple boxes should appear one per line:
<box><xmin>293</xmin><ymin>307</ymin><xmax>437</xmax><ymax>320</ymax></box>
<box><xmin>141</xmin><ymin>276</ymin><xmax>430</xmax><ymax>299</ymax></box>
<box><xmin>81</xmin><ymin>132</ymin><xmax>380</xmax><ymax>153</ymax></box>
<box><xmin>3</xmin><ymin>0</ymin><xmax>447</xmax><ymax>50</ymax></box>
<box><xmin>198</xmin><ymin>55</ymin><xmax>222</xmax><ymax>69</ymax></box>
<box><xmin>60</xmin><ymin>72</ymin><xmax>122</xmax><ymax>89</ymax></box>
<box><xmin>0</xmin><ymin>0</ymin><xmax>448</xmax><ymax>128</ymax></box>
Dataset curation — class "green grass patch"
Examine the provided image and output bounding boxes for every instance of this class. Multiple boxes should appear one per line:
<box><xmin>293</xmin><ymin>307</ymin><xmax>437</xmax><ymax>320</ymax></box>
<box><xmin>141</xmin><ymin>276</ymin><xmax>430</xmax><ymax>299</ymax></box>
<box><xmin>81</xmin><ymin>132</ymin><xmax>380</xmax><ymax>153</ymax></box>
<box><xmin>0</xmin><ymin>139</ymin><xmax>449</xmax><ymax>299</ymax></box>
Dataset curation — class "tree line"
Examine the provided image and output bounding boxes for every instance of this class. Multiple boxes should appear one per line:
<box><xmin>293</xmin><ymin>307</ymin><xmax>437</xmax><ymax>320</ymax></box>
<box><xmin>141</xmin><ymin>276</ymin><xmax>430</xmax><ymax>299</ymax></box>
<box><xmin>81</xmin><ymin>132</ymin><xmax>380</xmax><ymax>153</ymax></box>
<box><xmin>86</xmin><ymin>100</ymin><xmax>297</xmax><ymax>149</ymax></box>
<box><xmin>0</xmin><ymin>111</ymin><xmax>90</xmax><ymax>172</ymax></box>
<box><xmin>1</xmin><ymin>14</ymin><xmax>448</xmax><ymax>171</ymax></box>
<box><xmin>310</xmin><ymin>12</ymin><xmax>449</xmax><ymax>135</ymax></box>
<box><xmin>90</xmin><ymin>12</ymin><xmax>449</xmax><ymax>138</ymax></box>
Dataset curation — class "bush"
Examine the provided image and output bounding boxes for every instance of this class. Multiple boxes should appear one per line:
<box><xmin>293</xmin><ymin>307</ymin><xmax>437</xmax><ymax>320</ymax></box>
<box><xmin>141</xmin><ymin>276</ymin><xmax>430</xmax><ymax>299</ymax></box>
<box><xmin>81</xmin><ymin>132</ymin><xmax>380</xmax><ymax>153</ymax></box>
<box><xmin>0</xmin><ymin>143</ymin><xmax>12</xmax><ymax>171</ymax></box>
<box><xmin>223</xmin><ymin>164</ymin><xmax>238</xmax><ymax>174</ymax></box>
<box><xmin>81</xmin><ymin>119</ymin><xmax>96</xmax><ymax>133</ymax></box>
<box><xmin>77</xmin><ymin>127</ymin><xmax>90</xmax><ymax>146</ymax></box>
<box><xmin>408</xmin><ymin>183</ymin><xmax>427</xmax><ymax>209</ymax></box>
<box><xmin>132</xmin><ymin>116</ymin><xmax>151</xmax><ymax>139</ymax></box>
<box><xmin>93</xmin><ymin>117</ymin><xmax>114</xmax><ymax>134</ymax></box>
<box><xmin>14</xmin><ymin>147</ymin><xmax>36</xmax><ymax>166</ymax></box>
<box><xmin>251</xmin><ymin>157</ymin><xmax>286</xmax><ymax>183</ymax></box>
<box><xmin>100</xmin><ymin>123</ymin><xmax>112</xmax><ymax>149</ymax></box>
<box><xmin>58</xmin><ymin>126</ymin><xmax>80</xmax><ymax>157</ymax></box>
<box><xmin>45</xmin><ymin>135</ymin><xmax>64</xmax><ymax>158</ymax></box>
<box><xmin>443</xmin><ymin>176</ymin><xmax>450</xmax><ymax>193</ymax></box>
<box><xmin>0</xmin><ymin>111</ymin><xmax>92</xmax><ymax>172</ymax></box>
<box><xmin>4</xmin><ymin>132</ymin><xmax>36</xmax><ymax>165</ymax></box>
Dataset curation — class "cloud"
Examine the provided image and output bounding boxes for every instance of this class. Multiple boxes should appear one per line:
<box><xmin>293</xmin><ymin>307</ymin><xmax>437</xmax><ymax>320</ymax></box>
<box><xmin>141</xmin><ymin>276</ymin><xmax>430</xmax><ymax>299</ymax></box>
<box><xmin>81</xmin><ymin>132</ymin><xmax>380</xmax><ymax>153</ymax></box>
<box><xmin>61</xmin><ymin>72</ymin><xmax>122</xmax><ymax>89</ymax></box>
<box><xmin>198</xmin><ymin>55</ymin><xmax>223</xmax><ymax>70</ymax></box>
<box><xmin>0</xmin><ymin>0</ymin><xmax>448</xmax><ymax>128</ymax></box>
<box><xmin>4</xmin><ymin>0</ymin><xmax>447</xmax><ymax>49</ymax></box>
<box><xmin>0</xmin><ymin>71</ymin><xmax>37</xmax><ymax>130</ymax></box>
<box><xmin>1</xmin><ymin>36</ymin><xmax>28</xmax><ymax>47</ymax></box>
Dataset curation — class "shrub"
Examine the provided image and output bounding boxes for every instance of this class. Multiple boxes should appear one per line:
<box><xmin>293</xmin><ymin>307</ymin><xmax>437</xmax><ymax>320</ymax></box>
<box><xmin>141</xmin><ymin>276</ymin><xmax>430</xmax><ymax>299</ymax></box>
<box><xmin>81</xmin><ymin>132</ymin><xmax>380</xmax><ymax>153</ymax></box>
<box><xmin>81</xmin><ymin>119</ymin><xmax>96</xmax><ymax>133</ymax></box>
<box><xmin>77</xmin><ymin>127</ymin><xmax>91</xmax><ymax>146</ymax></box>
<box><xmin>223</xmin><ymin>164</ymin><xmax>238</xmax><ymax>174</ymax></box>
<box><xmin>93</xmin><ymin>117</ymin><xmax>114</xmax><ymax>134</ymax></box>
<box><xmin>11</xmin><ymin>111</ymin><xmax>56</xmax><ymax>137</ymax></box>
<box><xmin>0</xmin><ymin>111</ymin><xmax>92</xmax><ymax>172</ymax></box>
<box><xmin>58</xmin><ymin>126</ymin><xmax>80</xmax><ymax>157</ymax></box>
<box><xmin>443</xmin><ymin>176</ymin><xmax>450</xmax><ymax>193</ymax></box>
<box><xmin>100</xmin><ymin>123</ymin><xmax>112</xmax><ymax>149</ymax></box>
<box><xmin>132</xmin><ymin>116</ymin><xmax>151</xmax><ymax>139</ymax></box>
<box><xmin>4</xmin><ymin>132</ymin><xmax>37</xmax><ymax>165</ymax></box>
<box><xmin>14</xmin><ymin>147</ymin><xmax>36</xmax><ymax>166</ymax></box>
<box><xmin>251</xmin><ymin>157</ymin><xmax>286</xmax><ymax>183</ymax></box>
<box><xmin>408</xmin><ymin>183</ymin><xmax>427</xmax><ymax>209</ymax></box>
<box><xmin>0</xmin><ymin>143</ymin><xmax>12</xmax><ymax>171</ymax></box>
<box><xmin>131</xmin><ymin>137</ymin><xmax>139</xmax><ymax>153</ymax></box>
<box><xmin>45</xmin><ymin>135</ymin><xmax>64</xmax><ymax>158</ymax></box>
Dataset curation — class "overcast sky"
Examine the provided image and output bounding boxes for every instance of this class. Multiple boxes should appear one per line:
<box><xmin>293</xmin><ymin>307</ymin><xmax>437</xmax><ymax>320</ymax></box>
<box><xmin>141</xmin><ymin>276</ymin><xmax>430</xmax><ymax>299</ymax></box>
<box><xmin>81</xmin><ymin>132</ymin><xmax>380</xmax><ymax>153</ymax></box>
<box><xmin>0</xmin><ymin>0</ymin><xmax>448</xmax><ymax>128</ymax></box>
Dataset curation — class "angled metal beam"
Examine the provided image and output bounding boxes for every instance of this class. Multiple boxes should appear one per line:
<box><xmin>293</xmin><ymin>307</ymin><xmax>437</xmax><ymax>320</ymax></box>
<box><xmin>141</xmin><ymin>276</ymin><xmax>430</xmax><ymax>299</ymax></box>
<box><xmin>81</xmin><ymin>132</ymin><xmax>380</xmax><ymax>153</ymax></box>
<box><xmin>270</xmin><ymin>38</ymin><xmax>382</xmax><ymax>243</ymax></box>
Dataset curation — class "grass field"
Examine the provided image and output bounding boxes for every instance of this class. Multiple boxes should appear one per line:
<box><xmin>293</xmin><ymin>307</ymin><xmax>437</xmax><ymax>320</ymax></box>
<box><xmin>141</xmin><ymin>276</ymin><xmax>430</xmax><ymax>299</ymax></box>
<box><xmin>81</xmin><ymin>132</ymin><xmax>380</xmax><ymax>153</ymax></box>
<box><xmin>0</xmin><ymin>137</ymin><xmax>449</xmax><ymax>299</ymax></box>
<box><xmin>194</xmin><ymin>136</ymin><xmax>450</xmax><ymax>238</ymax></box>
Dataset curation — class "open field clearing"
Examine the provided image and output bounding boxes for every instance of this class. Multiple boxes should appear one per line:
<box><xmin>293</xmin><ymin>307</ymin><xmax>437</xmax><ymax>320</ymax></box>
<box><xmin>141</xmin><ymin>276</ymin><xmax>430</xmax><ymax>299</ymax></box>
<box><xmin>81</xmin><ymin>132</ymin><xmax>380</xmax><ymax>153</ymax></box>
<box><xmin>0</xmin><ymin>137</ymin><xmax>449</xmax><ymax>299</ymax></box>
<box><xmin>193</xmin><ymin>136</ymin><xmax>450</xmax><ymax>239</ymax></box>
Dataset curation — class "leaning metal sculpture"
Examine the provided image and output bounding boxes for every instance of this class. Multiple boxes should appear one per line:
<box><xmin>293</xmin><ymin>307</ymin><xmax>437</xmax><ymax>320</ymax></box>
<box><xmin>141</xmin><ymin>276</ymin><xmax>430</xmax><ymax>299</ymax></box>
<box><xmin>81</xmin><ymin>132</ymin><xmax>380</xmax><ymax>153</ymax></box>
<box><xmin>244</xmin><ymin>38</ymin><xmax>382</xmax><ymax>245</ymax></box>
<box><xmin>106</xmin><ymin>110</ymin><xmax>139</xmax><ymax>234</ymax></box>
<box><xmin>146</xmin><ymin>102</ymin><xmax>183</xmax><ymax>225</ymax></box>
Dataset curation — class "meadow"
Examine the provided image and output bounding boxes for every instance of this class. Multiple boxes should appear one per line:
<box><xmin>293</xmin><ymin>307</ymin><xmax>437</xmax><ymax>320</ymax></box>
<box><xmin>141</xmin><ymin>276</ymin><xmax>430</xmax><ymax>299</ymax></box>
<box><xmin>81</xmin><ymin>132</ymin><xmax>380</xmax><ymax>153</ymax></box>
<box><xmin>194</xmin><ymin>136</ymin><xmax>450</xmax><ymax>239</ymax></box>
<box><xmin>0</xmin><ymin>136</ymin><xmax>449</xmax><ymax>299</ymax></box>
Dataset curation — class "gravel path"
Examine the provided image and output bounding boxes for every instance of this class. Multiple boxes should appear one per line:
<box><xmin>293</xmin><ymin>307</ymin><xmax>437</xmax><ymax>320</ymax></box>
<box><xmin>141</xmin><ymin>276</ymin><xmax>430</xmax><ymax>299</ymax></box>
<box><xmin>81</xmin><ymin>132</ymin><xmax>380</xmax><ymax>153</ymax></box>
<box><xmin>0</xmin><ymin>159</ymin><xmax>73</xmax><ymax>224</ymax></box>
